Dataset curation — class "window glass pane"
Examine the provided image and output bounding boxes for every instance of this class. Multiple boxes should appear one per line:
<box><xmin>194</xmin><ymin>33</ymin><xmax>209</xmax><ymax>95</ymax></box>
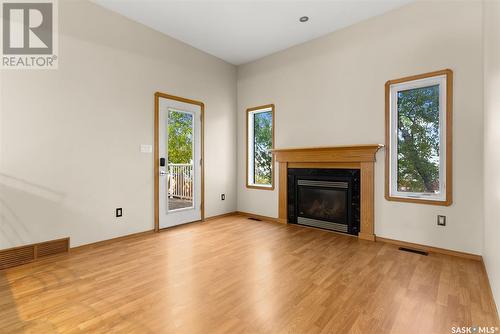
<box><xmin>397</xmin><ymin>85</ymin><xmax>440</xmax><ymax>193</ymax></box>
<box><xmin>252</xmin><ymin>111</ymin><xmax>272</xmax><ymax>185</ymax></box>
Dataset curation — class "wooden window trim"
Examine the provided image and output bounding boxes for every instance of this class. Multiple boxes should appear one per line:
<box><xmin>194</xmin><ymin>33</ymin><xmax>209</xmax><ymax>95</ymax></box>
<box><xmin>246</xmin><ymin>104</ymin><xmax>275</xmax><ymax>190</ymax></box>
<box><xmin>385</xmin><ymin>69</ymin><xmax>453</xmax><ymax>206</ymax></box>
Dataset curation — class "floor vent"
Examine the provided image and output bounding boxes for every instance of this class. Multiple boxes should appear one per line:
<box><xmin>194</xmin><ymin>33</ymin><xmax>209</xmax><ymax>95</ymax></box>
<box><xmin>36</xmin><ymin>238</ymin><xmax>69</xmax><ymax>258</ymax></box>
<box><xmin>248</xmin><ymin>217</ymin><xmax>262</xmax><ymax>221</ymax></box>
<box><xmin>399</xmin><ymin>247</ymin><xmax>428</xmax><ymax>256</ymax></box>
<box><xmin>0</xmin><ymin>238</ymin><xmax>69</xmax><ymax>270</ymax></box>
<box><xmin>0</xmin><ymin>245</ymin><xmax>35</xmax><ymax>270</ymax></box>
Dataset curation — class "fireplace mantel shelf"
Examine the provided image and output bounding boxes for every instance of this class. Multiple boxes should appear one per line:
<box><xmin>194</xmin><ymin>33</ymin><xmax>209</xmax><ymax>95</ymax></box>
<box><xmin>272</xmin><ymin>144</ymin><xmax>384</xmax><ymax>241</ymax></box>
<box><xmin>272</xmin><ymin>144</ymin><xmax>384</xmax><ymax>163</ymax></box>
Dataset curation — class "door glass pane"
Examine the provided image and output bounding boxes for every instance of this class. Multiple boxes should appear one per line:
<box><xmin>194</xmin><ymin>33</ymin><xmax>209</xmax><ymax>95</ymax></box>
<box><xmin>167</xmin><ymin>110</ymin><xmax>194</xmax><ymax>211</ymax></box>
<box><xmin>253</xmin><ymin>111</ymin><xmax>273</xmax><ymax>185</ymax></box>
<box><xmin>396</xmin><ymin>85</ymin><xmax>440</xmax><ymax>194</ymax></box>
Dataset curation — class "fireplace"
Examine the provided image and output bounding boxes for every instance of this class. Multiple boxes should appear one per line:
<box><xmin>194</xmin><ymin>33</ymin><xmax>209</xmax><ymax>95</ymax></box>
<box><xmin>272</xmin><ymin>145</ymin><xmax>383</xmax><ymax>240</ymax></box>
<box><xmin>287</xmin><ymin>168</ymin><xmax>360</xmax><ymax>235</ymax></box>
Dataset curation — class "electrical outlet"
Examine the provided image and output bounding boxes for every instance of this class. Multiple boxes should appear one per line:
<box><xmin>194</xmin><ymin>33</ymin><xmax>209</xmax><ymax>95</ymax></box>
<box><xmin>437</xmin><ymin>215</ymin><xmax>446</xmax><ymax>226</ymax></box>
<box><xmin>221</xmin><ymin>194</ymin><xmax>225</xmax><ymax>201</ymax></box>
<box><xmin>116</xmin><ymin>208</ymin><xmax>123</xmax><ymax>218</ymax></box>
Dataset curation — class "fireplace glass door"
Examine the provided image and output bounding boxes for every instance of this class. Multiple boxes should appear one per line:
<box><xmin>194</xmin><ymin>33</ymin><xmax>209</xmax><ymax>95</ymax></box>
<box><xmin>297</xmin><ymin>187</ymin><xmax>347</xmax><ymax>224</ymax></box>
<box><xmin>288</xmin><ymin>169</ymin><xmax>359</xmax><ymax>235</ymax></box>
<box><xmin>295</xmin><ymin>179</ymin><xmax>350</xmax><ymax>232</ymax></box>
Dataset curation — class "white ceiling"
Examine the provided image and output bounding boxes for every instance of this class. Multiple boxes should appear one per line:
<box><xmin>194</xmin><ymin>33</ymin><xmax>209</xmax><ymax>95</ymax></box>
<box><xmin>94</xmin><ymin>0</ymin><xmax>413</xmax><ymax>65</ymax></box>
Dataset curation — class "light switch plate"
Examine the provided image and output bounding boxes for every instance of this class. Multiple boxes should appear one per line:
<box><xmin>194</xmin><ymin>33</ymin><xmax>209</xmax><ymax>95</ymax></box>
<box><xmin>140</xmin><ymin>144</ymin><xmax>152</xmax><ymax>153</ymax></box>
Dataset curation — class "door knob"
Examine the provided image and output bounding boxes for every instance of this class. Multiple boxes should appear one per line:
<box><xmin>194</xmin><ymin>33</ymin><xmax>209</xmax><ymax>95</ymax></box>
<box><xmin>160</xmin><ymin>170</ymin><xmax>167</xmax><ymax>176</ymax></box>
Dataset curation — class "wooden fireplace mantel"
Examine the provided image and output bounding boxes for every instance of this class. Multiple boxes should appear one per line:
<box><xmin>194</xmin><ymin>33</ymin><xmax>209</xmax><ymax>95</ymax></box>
<box><xmin>271</xmin><ymin>144</ymin><xmax>384</xmax><ymax>241</ymax></box>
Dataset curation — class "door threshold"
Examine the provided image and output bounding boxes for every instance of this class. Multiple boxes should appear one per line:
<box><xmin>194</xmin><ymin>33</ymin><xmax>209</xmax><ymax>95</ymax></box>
<box><xmin>159</xmin><ymin>219</ymin><xmax>203</xmax><ymax>231</ymax></box>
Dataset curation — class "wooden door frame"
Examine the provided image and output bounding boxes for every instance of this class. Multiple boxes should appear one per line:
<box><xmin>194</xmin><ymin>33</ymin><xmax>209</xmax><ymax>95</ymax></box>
<box><xmin>154</xmin><ymin>92</ymin><xmax>205</xmax><ymax>232</ymax></box>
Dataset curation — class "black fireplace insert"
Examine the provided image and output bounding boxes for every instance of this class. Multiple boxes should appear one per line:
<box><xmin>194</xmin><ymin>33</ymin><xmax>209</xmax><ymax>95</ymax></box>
<box><xmin>287</xmin><ymin>168</ymin><xmax>360</xmax><ymax>235</ymax></box>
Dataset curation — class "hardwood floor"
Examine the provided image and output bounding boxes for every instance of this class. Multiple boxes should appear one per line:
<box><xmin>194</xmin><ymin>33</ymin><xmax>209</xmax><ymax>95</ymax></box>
<box><xmin>0</xmin><ymin>216</ymin><xmax>498</xmax><ymax>333</ymax></box>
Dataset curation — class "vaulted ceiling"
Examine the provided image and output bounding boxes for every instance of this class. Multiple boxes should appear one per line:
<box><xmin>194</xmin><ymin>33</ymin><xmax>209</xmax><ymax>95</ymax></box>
<box><xmin>94</xmin><ymin>0</ymin><xmax>413</xmax><ymax>65</ymax></box>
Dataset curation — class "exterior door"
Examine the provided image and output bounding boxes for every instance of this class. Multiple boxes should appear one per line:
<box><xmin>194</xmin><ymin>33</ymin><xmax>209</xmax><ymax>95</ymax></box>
<box><xmin>158</xmin><ymin>96</ymin><xmax>202</xmax><ymax>229</ymax></box>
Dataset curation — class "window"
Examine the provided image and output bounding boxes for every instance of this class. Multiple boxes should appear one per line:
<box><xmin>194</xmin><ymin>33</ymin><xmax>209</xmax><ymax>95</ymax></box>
<box><xmin>385</xmin><ymin>70</ymin><xmax>452</xmax><ymax>206</ymax></box>
<box><xmin>246</xmin><ymin>104</ymin><xmax>275</xmax><ymax>189</ymax></box>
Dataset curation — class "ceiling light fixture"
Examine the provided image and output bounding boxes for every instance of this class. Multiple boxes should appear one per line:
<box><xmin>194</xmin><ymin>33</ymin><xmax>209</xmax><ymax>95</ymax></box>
<box><xmin>299</xmin><ymin>16</ymin><xmax>309</xmax><ymax>23</ymax></box>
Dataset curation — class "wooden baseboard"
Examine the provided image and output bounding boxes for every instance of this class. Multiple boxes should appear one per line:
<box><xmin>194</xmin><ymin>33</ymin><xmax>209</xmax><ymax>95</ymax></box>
<box><xmin>236</xmin><ymin>212</ymin><xmax>477</xmax><ymax>264</ymax></box>
<box><xmin>71</xmin><ymin>230</ymin><xmax>154</xmax><ymax>251</ymax></box>
<box><xmin>376</xmin><ymin>236</ymin><xmax>482</xmax><ymax>261</ymax></box>
<box><xmin>203</xmin><ymin>212</ymin><xmax>238</xmax><ymax>221</ymax></box>
<box><xmin>73</xmin><ymin>212</ymin><xmax>237</xmax><ymax>252</ymax></box>
<box><xmin>0</xmin><ymin>237</ymin><xmax>69</xmax><ymax>270</ymax></box>
<box><xmin>235</xmin><ymin>211</ymin><xmax>280</xmax><ymax>223</ymax></box>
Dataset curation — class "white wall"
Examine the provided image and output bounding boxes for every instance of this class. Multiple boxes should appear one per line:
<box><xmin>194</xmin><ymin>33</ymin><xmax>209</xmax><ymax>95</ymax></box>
<box><xmin>0</xmin><ymin>1</ymin><xmax>237</xmax><ymax>248</ymax></box>
<box><xmin>237</xmin><ymin>1</ymin><xmax>484</xmax><ymax>254</ymax></box>
<box><xmin>483</xmin><ymin>0</ymin><xmax>500</xmax><ymax>314</ymax></box>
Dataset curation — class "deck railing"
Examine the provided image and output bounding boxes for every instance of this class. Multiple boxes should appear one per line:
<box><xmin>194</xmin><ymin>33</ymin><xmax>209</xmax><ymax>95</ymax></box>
<box><xmin>168</xmin><ymin>163</ymin><xmax>193</xmax><ymax>200</ymax></box>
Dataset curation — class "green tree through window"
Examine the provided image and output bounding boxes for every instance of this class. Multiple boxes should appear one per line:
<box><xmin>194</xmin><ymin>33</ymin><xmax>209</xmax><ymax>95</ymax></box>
<box><xmin>168</xmin><ymin>110</ymin><xmax>193</xmax><ymax>164</ymax></box>
<box><xmin>253</xmin><ymin>111</ymin><xmax>273</xmax><ymax>185</ymax></box>
<box><xmin>397</xmin><ymin>85</ymin><xmax>440</xmax><ymax>193</ymax></box>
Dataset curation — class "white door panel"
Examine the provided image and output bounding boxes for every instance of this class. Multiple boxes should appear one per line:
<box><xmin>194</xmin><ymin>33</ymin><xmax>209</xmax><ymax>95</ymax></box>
<box><xmin>158</xmin><ymin>97</ymin><xmax>202</xmax><ymax>229</ymax></box>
